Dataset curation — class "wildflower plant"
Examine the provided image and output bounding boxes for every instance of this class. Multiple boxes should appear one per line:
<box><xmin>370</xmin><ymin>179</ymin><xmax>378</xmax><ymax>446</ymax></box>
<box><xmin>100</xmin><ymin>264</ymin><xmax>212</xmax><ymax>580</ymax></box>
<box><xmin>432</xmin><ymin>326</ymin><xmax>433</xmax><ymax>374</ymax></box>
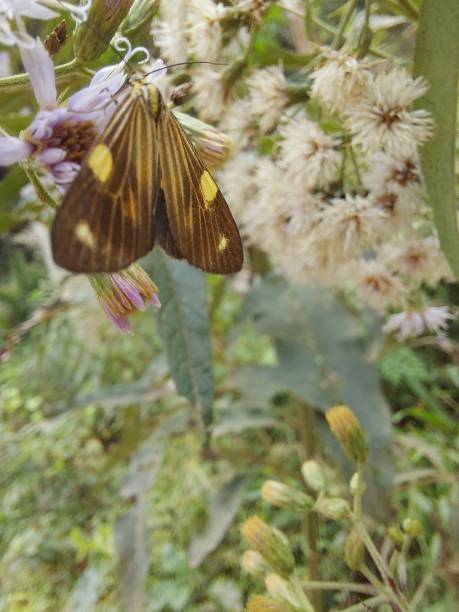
<box><xmin>0</xmin><ymin>2</ymin><xmax>458</xmax><ymax>610</ymax></box>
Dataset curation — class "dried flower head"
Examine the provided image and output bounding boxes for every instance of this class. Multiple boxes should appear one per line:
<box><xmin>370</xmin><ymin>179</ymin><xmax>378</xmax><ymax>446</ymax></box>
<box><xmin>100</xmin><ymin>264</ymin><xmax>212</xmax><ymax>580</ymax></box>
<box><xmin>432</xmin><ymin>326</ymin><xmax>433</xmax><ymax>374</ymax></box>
<box><xmin>241</xmin><ymin>549</ymin><xmax>272</xmax><ymax>578</ymax></box>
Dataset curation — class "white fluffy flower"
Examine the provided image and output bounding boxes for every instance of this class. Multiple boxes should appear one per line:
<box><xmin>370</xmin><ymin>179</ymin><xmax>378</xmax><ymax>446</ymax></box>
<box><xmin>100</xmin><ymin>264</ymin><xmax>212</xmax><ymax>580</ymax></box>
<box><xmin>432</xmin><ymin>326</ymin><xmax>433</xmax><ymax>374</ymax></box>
<box><xmin>221</xmin><ymin>99</ymin><xmax>255</xmax><ymax>151</ymax></box>
<box><xmin>311</xmin><ymin>51</ymin><xmax>369</xmax><ymax>115</ymax></box>
<box><xmin>192</xmin><ymin>67</ymin><xmax>226</xmax><ymax>122</ymax></box>
<box><xmin>379</xmin><ymin>237</ymin><xmax>453</xmax><ymax>286</ymax></box>
<box><xmin>355</xmin><ymin>260</ymin><xmax>406</xmax><ymax>311</ymax></box>
<box><xmin>247</xmin><ymin>66</ymin><xmax>288</xmax><ymax>133</ymax></box>
<box><xmin>278</xmin><ymin>116</ymin><xmax>340</xmax><ymax>190</ymax></box>
<box><xmin>383</xmin><ymin>306</ymin><xmax>454</xmax><ymax>341</ymax></box>
<box><xmin>318</xmin><ymin>194</ymin><xmax>387</xmax><ymax>259</ymax></box>
<box><xmin>347</xmin><ymin>69</ymin><xmax>434</xmax><ymax>154</ymax></box>
<box><xmin>187</xmin><ymin>0</ymin><xmax>227</xmax><ymax>60</ymax></box>
<box><xmin>151</xmin><ymin>0</ymin><xmax>188</xmax><ymax>62</ymax></box>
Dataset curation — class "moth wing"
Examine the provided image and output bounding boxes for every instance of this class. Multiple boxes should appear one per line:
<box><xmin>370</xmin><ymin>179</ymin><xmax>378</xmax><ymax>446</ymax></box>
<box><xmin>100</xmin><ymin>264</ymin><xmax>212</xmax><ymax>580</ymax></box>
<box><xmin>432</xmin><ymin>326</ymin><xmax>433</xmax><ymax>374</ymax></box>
<box><xmin>158</xmin><ymin>108</ymin><xmax>243</xmax><ymax>275</ymax></box>
<box><xmin>51</xmin><ymin>93</ymin><xmax>159</xmax><ymax>273</ymax></box>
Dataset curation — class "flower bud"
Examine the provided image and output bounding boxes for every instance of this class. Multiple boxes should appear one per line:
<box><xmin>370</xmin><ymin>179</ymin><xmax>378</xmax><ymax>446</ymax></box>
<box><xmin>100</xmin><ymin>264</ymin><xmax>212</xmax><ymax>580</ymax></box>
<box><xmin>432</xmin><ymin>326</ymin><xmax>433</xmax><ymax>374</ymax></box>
<box><xmin>121</xmin><ymin>0</ymin><xmax>160</xmax><ymax>35</ymax></box>
<box><xmin>241</xmin><ymin>549</ymin><xmax>272</xmax><ymax>578</ymax></box>
<box><xmin>349</xmin><ymin>471</ymin><xmax>366</xmax><ymax>496</ymax></box>
<box><xmin>265</xmin><ymin>574</ymin><xmax>313</xmax><ymax>611</ymax></box>
<box><xmin>326</xmin><ymin>406</ymin><xmax>368</xmax><ymax>463</ymax></box>
<box><xmin>240</xmin><ymin>516</ymin><xmax>295</xmax><ymax>576</ymax></box>
<box><xmin>75</xmin><ymin>0</ymin><xmax>136</xmax><ymax>62</ymax></box>
<box><xmin>387</xmin><ymin>526</ymin><xmax>405</xmax><ymax>546</ymax></box>
<box><xmin>402</xmin><ymin>518</ymin><xmax>423</xmax><ymax>538</ymax></box>
<box><xmin>344</xmin><ymin>528</ymin><xmax>365</xmax><ymax>570</ymax></box>
<box><xmin>90</xmin><ymin>263</ymin><xmax>160</xmax><ymax>333</ymax></box>
<box><xmin>301</xmin><ymin>460</ymin><xmax>327</xmax><ymax>493</ymax></box>
<box><xmin>174</xmin><ymin>111</ymin><xmax>232</xmax><ymax>169</ymax></box>
<box><xmin>247</xmin><ymin>595</ymin><xmax>290</xmax><ymax>612</ymax></box>
<box><xmin>314</xmin><ymin>497</ymin><xmax>350</xmax><ymax>520</ymax></box>
<box><xmin>261</xmin><ymin>481</ymin><xmax>314</xmax><ymax>513</ymax></box>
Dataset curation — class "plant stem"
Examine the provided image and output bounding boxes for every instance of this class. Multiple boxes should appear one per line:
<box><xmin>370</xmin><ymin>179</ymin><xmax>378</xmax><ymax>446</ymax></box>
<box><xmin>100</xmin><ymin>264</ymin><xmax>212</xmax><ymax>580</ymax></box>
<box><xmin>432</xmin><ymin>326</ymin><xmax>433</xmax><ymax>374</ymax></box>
<box><xmin>333</xmin><ymin>0</ymin><xmax>359</xmax><ymax>49</ymax></box>
<box><xmin>297</xmin><ymin>402</ymin><xmax>322</xmax><ymax>612</ymax></box>
<box><xmin>353</xmin><ymin>463</ymin><xmax>365</xmax><ymax>518</ymax></box>
<box><xmin>0</xmin><ymin>59</ymin><xmax>83</xmax><ymax>94</ymax></box>
<box><xmin>302</xmin><ymin>580</ymin><xmax>376</xmax><ymax>595</ymax></box>
<box><xmin>348</xmin><ymin>146</ymin><xmax>362</xmax><ymax>186</ymax></box>
<box><xmin>397</xmin><ymin>0</ymin><xmax>419</xmax><ymax>20</ymax></box>
<box><xmin>353</xmin><ymin>520</ymin><xmax>410</xmax><ymax>611</ymax></box>
<box><xmin>339</xmin><ymin>595</ymin><xmax>389</xmax><ymax>612</ymax></box>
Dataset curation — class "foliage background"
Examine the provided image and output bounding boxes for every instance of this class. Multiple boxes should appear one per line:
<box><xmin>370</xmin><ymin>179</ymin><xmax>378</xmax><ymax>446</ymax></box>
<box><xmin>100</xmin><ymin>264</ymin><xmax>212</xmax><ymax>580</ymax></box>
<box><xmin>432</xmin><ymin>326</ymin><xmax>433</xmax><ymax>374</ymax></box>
<box><xmin>0</xmin><ymin>0</ymin><xmax>459</xmax><ymax>610</ymax></box>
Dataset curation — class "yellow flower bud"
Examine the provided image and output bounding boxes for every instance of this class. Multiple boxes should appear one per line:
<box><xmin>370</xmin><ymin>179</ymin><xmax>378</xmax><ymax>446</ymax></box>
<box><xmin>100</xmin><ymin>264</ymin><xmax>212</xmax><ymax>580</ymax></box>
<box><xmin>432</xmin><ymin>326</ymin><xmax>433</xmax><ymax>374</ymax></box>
<box><xmin>261</xmin><ymin>481</ymin><xmax>314</xmax><ymax>513</ymax></box>
<box><xmin>387</xmin><ymin>526</ymin><xmax>405</xmax><ymax>546</ymax></box>
<box><xmin>240</xmin><ymin>516</ymin><xmax>295</xmax><ymax>576</ymax></box>
<box><xmin>344</xmin><ymin>528</ymin><xmax>365</xmax><ymax>570</ymax></box>
<box><xmin>75</xmin><ymin>0</ymin><xmax>135</xmax><ymax>62</ymax></box>
<box><xmin>326</xmin><ymin>405</ymin><xmax>368</xmax><ymax>463</ymax></box>
<box><xmin>402</xmin><ymin>518</ymin><xmax>423</xmax><ymax>538</ymax></box>
<box><xmin>265</xmin><ymin>574</ymin><xmax>313</xmax><ymax>611</ymax></box>
<box><xmin>241</xmin><ymin>549</ymin><xmax>272</xmax><ymax>578</ymax></box>
<box><xmin>174</xmin><ymin>111</ymin><xmax>232</xmax><ymax>170</ymax></box>
<box><xmin>301</xmin><ymin>460</ymin><xmax>327</xmax><ymax>492</ymax></box>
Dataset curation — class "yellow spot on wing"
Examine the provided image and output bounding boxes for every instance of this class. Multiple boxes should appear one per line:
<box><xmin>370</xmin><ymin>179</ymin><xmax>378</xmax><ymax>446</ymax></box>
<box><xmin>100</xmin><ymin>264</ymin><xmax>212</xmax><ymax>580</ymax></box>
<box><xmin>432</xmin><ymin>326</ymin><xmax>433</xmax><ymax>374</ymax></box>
<box><xmin>200</xmin><ymin>171</ymin><xmax>218</xmax><ymax>208</ymax></box>
<box><xmin>218</xmin><ymin>235</ymin><xmax>229</xmax><ymax>251</ymax></box>
<box><xmin>75</xmin><ymin>221</ymin><xmax>95</xmax><ymax>249</ymax></box>
<box><xmin>88</xmin><ymin>144</ymin><xmax>113</xmax><ymax>183</ymax></box>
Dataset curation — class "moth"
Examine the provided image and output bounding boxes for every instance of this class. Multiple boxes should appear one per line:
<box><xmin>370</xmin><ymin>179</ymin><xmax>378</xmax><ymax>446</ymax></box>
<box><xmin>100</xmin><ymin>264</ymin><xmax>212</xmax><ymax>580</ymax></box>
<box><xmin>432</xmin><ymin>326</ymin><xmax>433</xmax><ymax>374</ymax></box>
<box><xmin>51</xmin><ymin>80</ymin><xmax>243</xmax><ymax>275</ymax></box>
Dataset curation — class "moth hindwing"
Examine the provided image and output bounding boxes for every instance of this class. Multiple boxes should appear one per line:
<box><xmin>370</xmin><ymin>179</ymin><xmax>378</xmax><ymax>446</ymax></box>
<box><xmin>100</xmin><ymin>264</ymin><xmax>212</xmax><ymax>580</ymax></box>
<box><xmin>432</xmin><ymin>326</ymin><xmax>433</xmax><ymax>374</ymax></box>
<box><xmin>51</xmin><ymin>80</ymin><xmax>243</xmax><ymax>275</ymax></box>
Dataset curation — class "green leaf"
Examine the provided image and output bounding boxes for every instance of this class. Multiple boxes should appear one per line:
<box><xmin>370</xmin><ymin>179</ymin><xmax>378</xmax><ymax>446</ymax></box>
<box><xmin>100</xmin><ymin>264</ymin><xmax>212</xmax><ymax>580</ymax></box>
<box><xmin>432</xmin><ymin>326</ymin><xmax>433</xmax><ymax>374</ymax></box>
<box><xmin>150</xmin><ymin>251</ymin><xmax>214</xmax><ymax>422</ymax></box>
<box><xmin>239</xmin><ymin>279</ymin><xmax>393</xmax><ymax>518</ymax></box>
<box><xmin>413</xmin><ymin>0</ymin><xmax>459</xmax><ymax>277</ymax></box>
<box><xmin>188</xmin><ymin>475</ymin><xmax>247</xmax><ymax>567</ymax></box>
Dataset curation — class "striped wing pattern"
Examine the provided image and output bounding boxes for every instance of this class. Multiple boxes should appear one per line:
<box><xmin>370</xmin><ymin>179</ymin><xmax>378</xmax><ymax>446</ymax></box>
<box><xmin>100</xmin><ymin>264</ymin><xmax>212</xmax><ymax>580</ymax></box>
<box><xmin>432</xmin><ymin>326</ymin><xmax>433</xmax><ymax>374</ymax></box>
<box><xmin>158</xmin><ymin>107</ymin><xmax>243</xmax><ymax>275</ymax></box>
<box><xmin>51</xmin><ymin>91</ymin><xmax>159</xmax><ymax>273</ymax></box>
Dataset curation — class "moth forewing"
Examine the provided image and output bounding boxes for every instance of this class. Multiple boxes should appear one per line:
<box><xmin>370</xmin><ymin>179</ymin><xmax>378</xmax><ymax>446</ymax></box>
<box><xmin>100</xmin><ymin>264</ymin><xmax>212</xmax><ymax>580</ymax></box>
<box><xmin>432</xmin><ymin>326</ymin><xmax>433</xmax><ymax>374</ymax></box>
<box><xmin>157</xmin><ymin>103</ymin><xmax>243</xmax><ymax>274</ymax></box>
<box><xmin>51</xmin><ymin>80</ymin><xmax>243</xmax><ymax>275</ymax></box>
<box><xmin>51</xmin><ymin>84</ymin><xmax>159</xmax><ymax>273</ymax></box>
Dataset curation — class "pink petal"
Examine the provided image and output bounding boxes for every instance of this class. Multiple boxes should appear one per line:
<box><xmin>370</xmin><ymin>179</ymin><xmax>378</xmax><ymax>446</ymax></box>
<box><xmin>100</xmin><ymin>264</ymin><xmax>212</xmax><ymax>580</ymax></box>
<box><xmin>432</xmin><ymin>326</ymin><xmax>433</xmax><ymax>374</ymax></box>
<box><xmin>0</xmin><ymin>137</ymin><xmax>33</xmax><ymax>165</ymax></box>
<box><xmin>20</xmin><ymin>38</ymin><xmax>57</xmax><ymax>110</ymax></box>
<box><xmin>150</xmin><ymin>293</ymin><xmax>161</xmax><ymax>308</ymax></box>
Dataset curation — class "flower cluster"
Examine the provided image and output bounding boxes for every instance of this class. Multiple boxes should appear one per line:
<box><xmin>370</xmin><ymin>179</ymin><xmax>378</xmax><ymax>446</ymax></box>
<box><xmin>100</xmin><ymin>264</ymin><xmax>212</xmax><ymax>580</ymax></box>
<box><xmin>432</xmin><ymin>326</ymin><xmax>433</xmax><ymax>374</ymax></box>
<box><xmin>152</xmin><ymin>0</ymin><xmax>453</xmax><ymax>338</ymax></box>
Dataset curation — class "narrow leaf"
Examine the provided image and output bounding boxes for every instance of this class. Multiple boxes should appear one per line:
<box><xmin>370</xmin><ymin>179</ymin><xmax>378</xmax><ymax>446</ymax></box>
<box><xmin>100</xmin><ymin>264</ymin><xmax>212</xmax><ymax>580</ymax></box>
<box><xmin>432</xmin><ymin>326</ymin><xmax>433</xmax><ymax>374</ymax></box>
<box><xmin>413</xmin><ymin>0</ymin><xmax>459</xmax><ymax>277</ymax></box>
<box><xmin>150</xmin><ymin>251</ymin><xmax>214</xmax><ymax>421</ymax></box>
<box><xmin>188</xmin><ymin>475</ymin><xmax>247</xmax><ymax>567</ymax></box>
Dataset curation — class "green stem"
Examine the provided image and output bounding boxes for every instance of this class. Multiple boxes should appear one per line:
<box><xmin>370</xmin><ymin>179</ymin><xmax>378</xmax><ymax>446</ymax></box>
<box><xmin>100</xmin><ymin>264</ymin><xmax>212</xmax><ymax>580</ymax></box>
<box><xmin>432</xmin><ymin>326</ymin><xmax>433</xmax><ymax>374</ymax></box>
<box><xmin>397</xmin><ymin>0</ymin><xmax>419</xmax><ymax>20</ymax></box>
<box><xmin>353</xmin><ymin>521</ymin><xmax>410</xmax><ymax>611</ymax></box>
<box><xmin>339</xmin><ymin>595</ymin><xmax>389</xmax><ymax>612</ymax></box>
<box><xmin>349</xmin><ymin>146</ymin><xmax>362</xmax><ymax>186</ymax></box>
<box><xmin>301</xmin><ymin>580</ymin><xmax>376</xmax><ymax>595</ymax></box>
<box><xmin>333</xmin><ymin>0</ymin><xmax>360</xmax><ymax>50</ymax></box>
<box><xmin>297</xmin><ymin>402</ymin><xmax>323</xmax><ymax>612</ymax></box>
<box><xmin>0</xmin><ymin>59</ymin><xmax>84</xmax><ymax>93</ymax></box>
<box><xmin>20</xmin><ymin>163</ymin><xmax>59</xmax><ymax>210</ymax></box>
<box><xmin>352</xmin><ymin>463</ymin><xmax>365</xmax><ymax>518</ymax></box>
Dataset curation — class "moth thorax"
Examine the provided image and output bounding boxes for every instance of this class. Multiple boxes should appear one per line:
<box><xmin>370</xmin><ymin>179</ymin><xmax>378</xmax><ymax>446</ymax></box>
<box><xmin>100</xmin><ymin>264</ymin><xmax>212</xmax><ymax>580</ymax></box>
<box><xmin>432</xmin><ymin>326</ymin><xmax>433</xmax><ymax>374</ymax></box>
<box><xmin>43</xmin><ymin>119</ymin><xmax>97</xmax><ymax>163</ymax></box>
<box><xmin>145</xmin><ymin>84</ymin><xmax>162</xmax><ymax>119</ymax></box>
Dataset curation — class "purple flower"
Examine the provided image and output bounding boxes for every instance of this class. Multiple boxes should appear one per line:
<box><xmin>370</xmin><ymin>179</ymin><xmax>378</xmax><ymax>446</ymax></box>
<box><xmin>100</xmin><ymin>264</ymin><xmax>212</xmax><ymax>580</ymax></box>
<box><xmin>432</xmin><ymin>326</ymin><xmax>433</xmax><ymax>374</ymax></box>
<box><xmin>90</xmin><ymin>264</ymin><xmax>161</xmax><ymax>334</ymax></box>
<box><xmin>0</xmin><ymin>38</ymin><xmax>126</xmax><ymax>186</ymax></box>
